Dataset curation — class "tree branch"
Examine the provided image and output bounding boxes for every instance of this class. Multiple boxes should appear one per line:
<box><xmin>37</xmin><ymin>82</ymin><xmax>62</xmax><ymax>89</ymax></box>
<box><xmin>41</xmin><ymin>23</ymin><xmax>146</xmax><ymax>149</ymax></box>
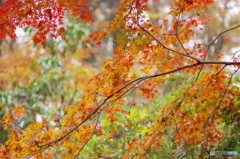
<box><xmin>36</xmin><ymin>59</ymin><xmax>240</xmax><ymax>151</ymax></box>
<box><xmin>207</xmin><ymin>24</ymin><xmax>240</xmax><ymax>46</ymax></box>
<box><xmin>137</xmin><ymin>24</ymin><xmax>200</xmax><ymax>62</ymax></box>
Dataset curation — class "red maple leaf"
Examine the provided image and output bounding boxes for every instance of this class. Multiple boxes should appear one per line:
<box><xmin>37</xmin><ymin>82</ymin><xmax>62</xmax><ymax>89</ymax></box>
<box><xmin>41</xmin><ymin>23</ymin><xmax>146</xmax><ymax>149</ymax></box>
<box><xmin>96</xmin><ymin>41</ymin><xmax>103</xmax><ymax>46</ymax></box>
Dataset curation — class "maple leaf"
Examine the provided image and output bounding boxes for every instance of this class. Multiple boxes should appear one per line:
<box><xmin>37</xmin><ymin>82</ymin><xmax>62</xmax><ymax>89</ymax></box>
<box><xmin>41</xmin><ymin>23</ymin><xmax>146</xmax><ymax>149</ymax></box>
<box><xmin>0</xmin><ymin>0</ymin><xmax>93</xmax><ymax>43</ymax></box>
<box><xmin>108</xmin><ymin>116</ymin><xmax>117</xmax><ymax>122</ymax></box>
<box><xmin>84</xmin><ymin>39</ymin><xmax>91</xmax><ymax>43</ymax></box>
<box><xmin>96</xmin><ymin>41</ymin><xmax>103</xmax><ymax>46</ymax></box>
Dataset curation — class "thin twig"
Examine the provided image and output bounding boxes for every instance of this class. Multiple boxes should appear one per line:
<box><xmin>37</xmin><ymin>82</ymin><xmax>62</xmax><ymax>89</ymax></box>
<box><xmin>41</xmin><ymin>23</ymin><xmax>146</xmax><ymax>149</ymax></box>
<box><xmin>203</xmin><ymin>68</ymin><xmax>239</xmax><ymax>128</ymax></box>
<box><xmin>215</xmin><ymin>65</ymin><xmax>227</xmax><ymax>76</ymax></box>
<box><xmin>207</xmin><ymin>24</ymin><xmax>240</xmax><ymax>46</ymax></box>
<box><xmin>175</xmin><ymin>14</ymin><xmax>191</xmax><ymax>56</ymax></box>
<box><xmin>137</xmin><ymin>23</ymin><xmax>200</xmax><ymax>62</ymax></box>
<box><xmin>74</xmin><ymin>112</ymin><xmax>101</xmax><ymax>159</ymax></box>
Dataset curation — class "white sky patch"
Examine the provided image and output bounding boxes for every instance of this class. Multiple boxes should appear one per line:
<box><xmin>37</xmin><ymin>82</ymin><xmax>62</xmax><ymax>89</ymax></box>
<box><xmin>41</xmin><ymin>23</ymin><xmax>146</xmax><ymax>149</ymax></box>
<box><xmin>15</xmin><ymin>27</ymin><xmax>27</xmax><ymax>44</ymax></box>
<box><xmin>36</xmin><ymin>113</ymin><xmax>43</xmax><ymax>122</ymax></box>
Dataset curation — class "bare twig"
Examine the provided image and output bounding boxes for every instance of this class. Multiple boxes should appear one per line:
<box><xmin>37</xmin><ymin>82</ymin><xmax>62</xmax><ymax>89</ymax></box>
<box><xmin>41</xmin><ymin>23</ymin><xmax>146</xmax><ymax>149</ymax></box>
<box><xmin>207</xmin><ymin>24</ymin><xmax>240</xmax><ymax>46</ymax></box>
<box><xmin>137</xmin><ymin>24</ymin><xmax>200</xmax><ymax>62</ymax></box>
<box><xmin>215</xmin><ymin>65</ymin><xmax>227</xmax><ymax>76</ymax></box>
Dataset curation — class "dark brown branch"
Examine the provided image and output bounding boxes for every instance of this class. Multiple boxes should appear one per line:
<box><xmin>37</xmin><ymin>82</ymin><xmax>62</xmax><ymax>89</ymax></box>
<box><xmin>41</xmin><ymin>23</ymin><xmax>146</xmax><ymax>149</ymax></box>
<box><xmin>207</xmin><ymin>24</ymin><xmax>240</xmax><ymax>46</ymax></box>
<box><xmin>36</xmin><ymin>60</ymin><xmax>240</xmax><ymax>154</ymax></box>
<box><xmin>137</xmin><ymin>24</ymin><xmax>200</xmax><ymax>62</ymax></box>
<box><xmin>215</xmin><ymin>65</ymin><xmax>227</xmax><ymax>76</ymax></box>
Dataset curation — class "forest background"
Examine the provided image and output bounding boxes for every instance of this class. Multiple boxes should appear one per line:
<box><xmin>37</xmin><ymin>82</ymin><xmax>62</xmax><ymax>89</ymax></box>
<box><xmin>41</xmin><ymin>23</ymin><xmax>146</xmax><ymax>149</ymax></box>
<box><xmin>0</xmin><ymin>0</ymin><xmax>239</xmax><ymax>158</ymax></box>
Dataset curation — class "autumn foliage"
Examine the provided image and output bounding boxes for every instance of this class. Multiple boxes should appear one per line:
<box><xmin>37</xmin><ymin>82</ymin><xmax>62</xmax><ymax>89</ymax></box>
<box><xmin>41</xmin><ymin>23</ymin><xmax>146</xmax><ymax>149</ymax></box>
<box><xmin>0</xmin><ymin>0</ymin><xmax>240</xmax><ymax>158</ymax></box>
<box><xmin>0</xmin><ymin>0</ymin><xmax>93</xmax><ymax>44</ymax></box>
